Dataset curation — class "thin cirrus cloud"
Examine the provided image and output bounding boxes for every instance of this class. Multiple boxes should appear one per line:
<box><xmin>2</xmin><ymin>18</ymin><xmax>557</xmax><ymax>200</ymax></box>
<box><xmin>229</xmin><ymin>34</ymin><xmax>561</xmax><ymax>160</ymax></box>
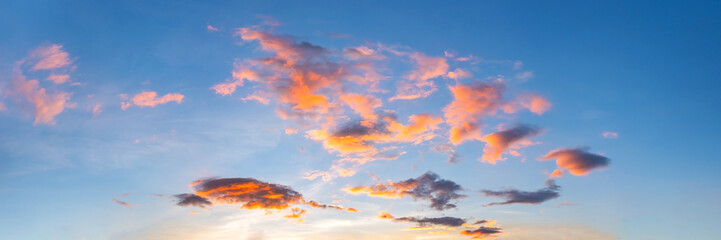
<box><xmin>540</xmin><ymin>147</ymin><xmax>610</xmax><ymax>177</ymax></box>
<box><xmin>480</xmin><ymin>124</ymin><xmax>542</xmax><ymax>164</ymax></box>
<box><xmin>174</xmin><ymin>177</ymin><xmax>356</xmax><ymax>218</ymax></box>
<box><xmin>120</xmin><ymin>91</ymin><xmax>184</xmax><ymax>110</ymax></box>
<box><xmin>345</xmin><ymin>171</ymin><xmax>464</xmax><ymax>211</ymax></box>
<box><xmin>481</xmin><ymin>179</ymin><xmax>561</xmax><ymax>206</ymax></box>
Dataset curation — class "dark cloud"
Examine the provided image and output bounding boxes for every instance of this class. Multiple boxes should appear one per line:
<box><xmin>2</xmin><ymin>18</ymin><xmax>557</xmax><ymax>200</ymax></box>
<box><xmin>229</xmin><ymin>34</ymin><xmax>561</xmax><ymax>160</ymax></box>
<box><xmin>175</xmin><ymin>193</ymin><xmax>212</xmax><ymax>208</ymax></box>
<box><xmin>481</xmin><ymin>179</ymin><xmax>560</xmax><ymax>206</ymax></box>
<box><xmin>346</xmin><ymin>171</ymin><xmax>464</xmax><ymax>210</ymax></box>
<box><xmin>394</xmin><ymin>216</ymin><xmax>466</xmax><ymax>227</ymax></box>
<box><xmin>460</xmin><ymin>226</ymin><xmax>503</xmax><ymax>239</ymax></box>
<box><xmin>540</xmin><ymin>147</ymin><xmax>610</xmax><ymax>176</ymax></box>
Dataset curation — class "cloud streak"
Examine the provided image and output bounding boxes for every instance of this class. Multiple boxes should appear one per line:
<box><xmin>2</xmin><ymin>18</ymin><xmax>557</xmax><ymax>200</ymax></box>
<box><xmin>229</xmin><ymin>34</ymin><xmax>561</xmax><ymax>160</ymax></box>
<box><xmin>481</xmin><ymin>179</ymin><xmax>560</xmax><ymax>206</ymax></box>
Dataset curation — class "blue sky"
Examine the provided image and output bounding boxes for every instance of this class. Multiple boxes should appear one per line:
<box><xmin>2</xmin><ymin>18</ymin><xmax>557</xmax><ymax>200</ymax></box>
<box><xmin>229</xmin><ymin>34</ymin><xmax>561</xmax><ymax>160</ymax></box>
<box><xmin>1</xmin><ymin>1</ymin><xmax>720</xmax><ymax>239</ymax></box>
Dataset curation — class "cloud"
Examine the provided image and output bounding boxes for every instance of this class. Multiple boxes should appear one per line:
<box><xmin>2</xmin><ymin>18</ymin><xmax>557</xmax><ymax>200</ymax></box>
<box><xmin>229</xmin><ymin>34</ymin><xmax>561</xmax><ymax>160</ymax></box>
<box><xmin>345</xmin><ymin>171</ymin><xmax>464</xmax><ymax>210</ymax></box>
<box><xmin>11</xmin><ymin>70</ymin><xmax>73</xmax><ymax>125</ymax></box>
<box><xmin>113</xmin><ymin>199</ymin><xmax>132</xmax><ymax>207</ymax></box>
<box><xmin>28</xmin><ymin>44</ymin><xmax>72</xmax><ymax>70</ymax></box>
<box><xmin>121</xmin><ymin>91</ymin><xmax>184</xmax><ymax>109</ymax></box>
<box><xmin>443</xmin><ymin>80</ymin><xmax>551</xmax><ymax>146</ymax></box>
<box><xmin>480</xmin><ymin>124</ymin><xmax>542</xmax><ymax>164</ymax></box>
<box><xmin>390</xmin><ymin>52</ymin><xmax>449</xmax><ymax>101</ymax></box>
<box><xmin>601</xmin><ymin>132</ymin><xmax>619</xmax><ymax>139</ymax></box>
<box><xmin>340</xmin><ymin>93</ymin><xmax>382</xmax><ymax>124</ymax></box>
<box><xmin>460</xmin><ymin>226</ymin><xmax>503</xmax><ymax>239</ymax></box>
<box><xmin>540</xmin><ymin>147</ymin><xmax>610</xmax><ymax>176</ymax></box>
<box><xmin>207</xmin><ymin>25</ymin><xmax>219</xmax><ymax>32</ymax></box>
<box><xmin>46</xmin><ymin>74</ymin><xmax>70</xmax><ymax>84</ymax></box>
<box><xmin>175</xmin><ymin>193</ymin><xmax>212</xmax><ymax>208</ymax></box>
<box><xmin>394</xmin><ymin>216</ymin><xmax>466</xmax><ymax>227</ymax></box>
<box><xmin>284</xmin><ymin>207</ymin><xmax>307</xmax><ymax>219</ymax></box>
<box><xmin>481</xmin><ymin>179</ymin><xmax>560</xmax><ymax>206</ymax></box>
<box><xmin>443</xmin><ymin>81</ymin><xmax>506</xmax><ymax>145</ymax></box>
<box><xmin>175</xmin><ymin>177</ymin><xmax>356</xmax><ymax>216</ymax></box>
<box><xmin>430</xmin><ymin>143</ymin><xmax>459</xmax><ymax>164</ymax></box>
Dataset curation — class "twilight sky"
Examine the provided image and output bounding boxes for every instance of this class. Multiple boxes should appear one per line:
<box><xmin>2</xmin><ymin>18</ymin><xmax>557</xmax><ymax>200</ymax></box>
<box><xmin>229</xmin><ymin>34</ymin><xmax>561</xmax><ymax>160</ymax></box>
<box><xmin>1</xmin><ymin>1</ymin><xmax>720</xmax><ymax>240</ymax></box>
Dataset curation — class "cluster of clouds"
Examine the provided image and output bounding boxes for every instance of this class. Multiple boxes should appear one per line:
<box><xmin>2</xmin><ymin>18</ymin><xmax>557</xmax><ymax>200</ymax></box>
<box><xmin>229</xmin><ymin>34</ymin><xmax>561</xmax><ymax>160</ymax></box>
<box><xmin>1</xmin><ymin>44</ymin><xmax>185</xmax><ymax>125</ymax></box>
<box><xmin>379</xmin><ymin>211</ymin><xmax>503</xmax><ymax>239</ymax></box>
<box><xmin>0</xmin><ymin>20</ymin><xmax>616</xmax><ymax>239</ymax></box>
<box><xmin>207</xmin><ymin>26</ymin><xmax>566</xmax><ymax>182</ymax></box>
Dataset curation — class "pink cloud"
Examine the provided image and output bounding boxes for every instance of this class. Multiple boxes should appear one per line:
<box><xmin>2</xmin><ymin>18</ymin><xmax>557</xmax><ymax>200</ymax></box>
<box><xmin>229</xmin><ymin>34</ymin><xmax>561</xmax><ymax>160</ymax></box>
<box><xmin>29</xmin><ymin>44</ymin><xmax>72</xmax><ymax>70</ymax></box>
<box><xmin>46</xmin><ymin>74</ymin><xmax>70</xmax><ymax>84</ymax></box>
<box><xmin>12</xmin><ymin>72</ymin><xmax>73</xmax><ymax>125</ymax></box>
<box><xmin>207</xmin><ymin>25</ymin><xmax>219</xmax><ymax>32</ymax></box>
<box><xmin>122</xmin><ymin>91</ymin><xmax>184</xmax><ymax>109</ymax></box>
<box><xmin>390</xmin><ymin>52</ymin><xmax>449</xmax><ymax>101</ymax></box>
<box><xmin>602</xmin><ymin>131</ymin><xmax>619</xmax><ymax>139</ymax></box>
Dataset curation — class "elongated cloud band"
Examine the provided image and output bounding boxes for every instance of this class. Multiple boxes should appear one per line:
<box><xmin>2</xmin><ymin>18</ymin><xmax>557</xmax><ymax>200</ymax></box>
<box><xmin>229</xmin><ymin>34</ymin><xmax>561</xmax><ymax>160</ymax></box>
<box><xmin>175</xmin><ymin>177</ymin><xmax>356</xmax><ymax>217</ymax></box>
<box><xmin>481</xmin><ymin>179</ymin><xmax>560</xmax><ymax>206</ymax></box>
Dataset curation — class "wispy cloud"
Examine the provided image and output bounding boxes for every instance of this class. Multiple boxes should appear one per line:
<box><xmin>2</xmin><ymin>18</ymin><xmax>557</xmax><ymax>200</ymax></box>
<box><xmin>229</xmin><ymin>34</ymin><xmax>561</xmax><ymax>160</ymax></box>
<box><xmin>481</xmin><ymin>179</ymin><xmax>561</xmax><ymax>206</ymax></box>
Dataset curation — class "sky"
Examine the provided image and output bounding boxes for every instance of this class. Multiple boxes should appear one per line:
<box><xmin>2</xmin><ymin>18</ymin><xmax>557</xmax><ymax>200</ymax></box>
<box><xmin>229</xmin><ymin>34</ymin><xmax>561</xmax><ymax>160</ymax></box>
<box><xmin>1</xmin><ymin>1</ymin><xmax>720</xmax><ymax>239</ymax></box>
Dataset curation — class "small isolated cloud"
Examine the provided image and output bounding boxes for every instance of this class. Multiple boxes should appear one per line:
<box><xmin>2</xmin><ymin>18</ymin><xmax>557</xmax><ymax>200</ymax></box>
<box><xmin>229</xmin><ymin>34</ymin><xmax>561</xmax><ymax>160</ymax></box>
<box><xmin>460</xmin><ymin>226</ymin><xmax>503</xmax><ymax>239</ymax></box>
<box><xmin>175</xmin><ymin>193</ymin><xmax>212</xmax><ymax>208</ymax></box>
<box><xmin>394</xmin><ymin>216</ymin><xmax>466</xmax><ymax>228</ymax></box>
<box><xmin>481</xmin><ymin>179</ymin><xmax>560</xmax><ymax>206</ymax></box>
<box><xmin>602</xmin><ymin>131</ymin><xmax>619</xmax><ymax>139</ymax></box>
<box><xmin>430</xmin><ymin>143</ymin><xmax>459</xmax><ymax>164</ymax></box>
<box><xmin>540</xmin><ymin>147</ymin><xmax>610</xmax><ymax>176</ymax></box>
<box><xmin>345</xmin><ymin>171</ymin><xmax>464</xmax><ymax>210</ymax></box>
<box><xmin>480</xmin><ymin>124</ymin><xmax>542</xmax><ymax>164</ymax></box>
<box><xmin>207</xmin><ymin>25</ymin><xmax>219</xmax><ymax>32</ymax></box>
<box><xmin>175</xmin><ymin>177</ymin><xmax>356</xmax><ymax>218</ymax></box>
<box><xmin>113</xmin><ymin>199</ymin><xmax>132</xmax><ymax>207</ymax></box>
<box><xmin>121</xmin><ymin>91</ymin><xmax>184</xmax><ymax>110</ymax></box>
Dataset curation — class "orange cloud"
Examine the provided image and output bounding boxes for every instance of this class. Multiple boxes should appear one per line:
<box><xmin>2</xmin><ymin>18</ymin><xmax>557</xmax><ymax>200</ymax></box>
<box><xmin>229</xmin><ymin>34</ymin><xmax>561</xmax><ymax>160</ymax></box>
<box><xmin>540</xmin><ymin>147</ymin><xmax>610</xmax><ymax>176</ymax></box>
<box><xmin>443</xmin><ymin>81</ymin><xmax>505</xmax><ymax>145</ymax></box>
<box><xmin>480</xmin><ymin>124</ymin><xmax>541</xmax><ymax>164</ymax></box>
<box><xmin>340</xmin><ymin>93</ymin><xmax>382</xmax><ymax>124</ymax></box>
<box><xmin>122</xmin><ymin>91</ymin><xmax>184</xmax><ymax>109</ymax></box>
<box><xmin>378</xmin><ymin>211</ymin><xmax>395</xmax><ymax>219</ymax></box>
<box><xmin>176</xmin><ymin>177</ymin><xmax>356</xmax><ymax>215</ymax></box>
<box><xmin>283</xmin><ymin>207</ymin><xmax>307</xmax><ymax>219</ymax></box>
